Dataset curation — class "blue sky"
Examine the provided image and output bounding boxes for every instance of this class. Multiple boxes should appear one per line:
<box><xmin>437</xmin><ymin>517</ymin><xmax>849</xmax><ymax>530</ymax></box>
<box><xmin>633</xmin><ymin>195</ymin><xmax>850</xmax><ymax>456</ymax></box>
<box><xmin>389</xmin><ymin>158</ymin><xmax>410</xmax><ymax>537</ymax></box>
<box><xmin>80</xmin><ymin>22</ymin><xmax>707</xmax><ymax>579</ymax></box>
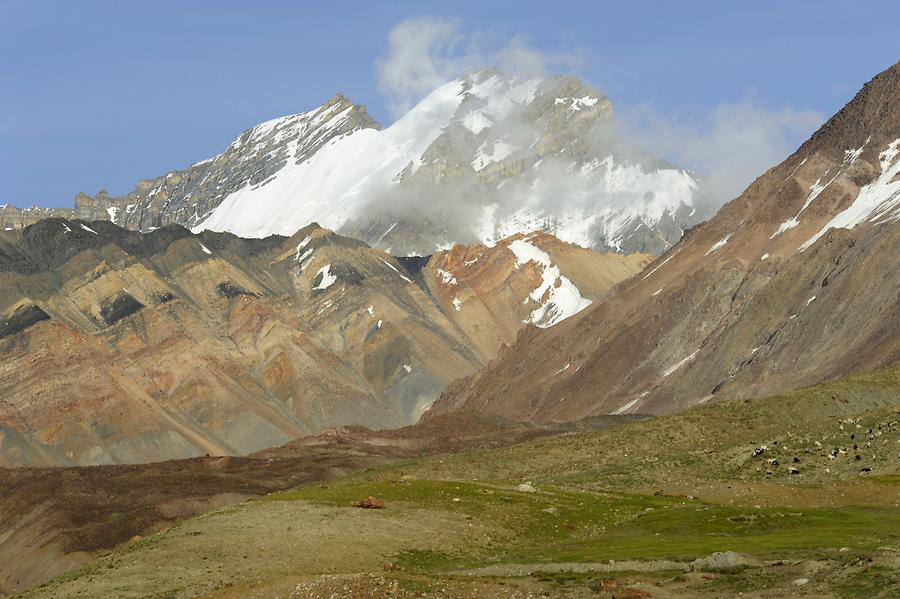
<box><xmin>2</xmin><ymin>1</ymin><xmax>898</xmax><ymax>208</ymax></box>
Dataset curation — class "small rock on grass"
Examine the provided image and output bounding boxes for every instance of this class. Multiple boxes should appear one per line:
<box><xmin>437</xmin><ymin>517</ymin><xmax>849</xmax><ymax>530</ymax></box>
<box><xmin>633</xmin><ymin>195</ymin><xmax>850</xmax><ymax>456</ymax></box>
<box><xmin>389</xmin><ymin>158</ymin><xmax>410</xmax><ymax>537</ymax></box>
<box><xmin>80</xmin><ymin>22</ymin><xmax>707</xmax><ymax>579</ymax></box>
<box><xmin>351</xmin><ymin>496</ymin><xmax>385</xmax><ymax>509</ymax></box>
<box><xmin>690</xmin><ymin>551</ymin><xmax>762</xmax><ymax>572</ymax></box>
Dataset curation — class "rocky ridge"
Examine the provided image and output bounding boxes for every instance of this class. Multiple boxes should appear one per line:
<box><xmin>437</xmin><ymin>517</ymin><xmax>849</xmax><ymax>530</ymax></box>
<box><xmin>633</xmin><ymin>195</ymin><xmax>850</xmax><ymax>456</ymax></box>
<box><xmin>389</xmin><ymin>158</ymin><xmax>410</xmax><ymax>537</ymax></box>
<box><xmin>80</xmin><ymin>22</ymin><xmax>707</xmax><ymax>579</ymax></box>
<box><xmin>7</xmin><ymin>70</ymin><xmax>703</xmax><ymax>255</ymax></box>
<box><xmin>0</xmin><ymin>219</ymin><xmax>647</xmax><ymax>466</ymax></box>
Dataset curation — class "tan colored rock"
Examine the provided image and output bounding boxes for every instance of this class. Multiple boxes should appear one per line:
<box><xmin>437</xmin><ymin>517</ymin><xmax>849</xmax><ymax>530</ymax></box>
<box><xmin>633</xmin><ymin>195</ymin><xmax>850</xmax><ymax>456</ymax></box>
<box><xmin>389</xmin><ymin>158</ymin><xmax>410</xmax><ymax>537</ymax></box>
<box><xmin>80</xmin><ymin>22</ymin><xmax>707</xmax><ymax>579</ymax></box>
<box><xmin>351</xmin><ymin>496</ymin><xmax>385</xmax><ymax>509</ymax></box>
<box><xmin>0</xmin><ymin>220</ymin><xmax>644</xmax><ymax>466</ymax></box>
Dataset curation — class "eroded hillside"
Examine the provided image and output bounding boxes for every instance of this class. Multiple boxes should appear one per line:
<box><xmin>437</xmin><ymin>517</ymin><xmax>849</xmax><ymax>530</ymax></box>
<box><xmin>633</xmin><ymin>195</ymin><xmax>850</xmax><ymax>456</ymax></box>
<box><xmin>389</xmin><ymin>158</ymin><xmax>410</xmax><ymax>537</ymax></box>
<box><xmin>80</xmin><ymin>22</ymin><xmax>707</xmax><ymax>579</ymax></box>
<box><xmin>0</xmin><ymin>220</ymin><xmax>647</xmax><ymax>466</ymax></box>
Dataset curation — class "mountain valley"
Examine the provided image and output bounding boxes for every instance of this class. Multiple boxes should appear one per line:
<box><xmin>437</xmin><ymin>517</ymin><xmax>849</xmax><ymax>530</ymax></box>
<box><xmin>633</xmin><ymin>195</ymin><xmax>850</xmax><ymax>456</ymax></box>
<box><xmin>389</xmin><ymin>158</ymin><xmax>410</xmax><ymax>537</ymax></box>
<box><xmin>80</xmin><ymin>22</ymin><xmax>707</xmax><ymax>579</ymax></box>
<box><xmin>3</xmin><ymin>366</ymin><xmax>898</xmax><ymax>598</ymax></box>
<box><xmin>1</xmin><ymin>21</ymin><xmax>899</xmax><ymax>598</ymax></box>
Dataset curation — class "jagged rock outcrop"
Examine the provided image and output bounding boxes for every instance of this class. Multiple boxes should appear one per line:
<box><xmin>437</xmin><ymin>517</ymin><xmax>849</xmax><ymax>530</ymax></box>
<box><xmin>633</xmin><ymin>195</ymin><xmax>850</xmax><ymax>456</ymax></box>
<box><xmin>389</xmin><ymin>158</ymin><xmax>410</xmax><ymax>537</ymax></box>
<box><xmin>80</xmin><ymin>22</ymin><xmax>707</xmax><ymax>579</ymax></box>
<box><xmin>0</xmin><ymin>204</ymin><xmax>73</xmax><ymax>230</ymax></box>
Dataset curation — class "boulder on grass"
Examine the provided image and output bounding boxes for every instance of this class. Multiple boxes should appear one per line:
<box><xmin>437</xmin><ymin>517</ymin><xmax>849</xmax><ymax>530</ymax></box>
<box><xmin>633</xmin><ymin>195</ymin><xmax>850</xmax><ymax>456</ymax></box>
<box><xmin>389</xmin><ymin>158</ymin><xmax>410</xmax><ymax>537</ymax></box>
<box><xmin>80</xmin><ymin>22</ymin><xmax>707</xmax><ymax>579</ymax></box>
<box><xmin>352</xmin><ymin>496</ymin><xmax>385</xmax><ymax>509</ymax></box>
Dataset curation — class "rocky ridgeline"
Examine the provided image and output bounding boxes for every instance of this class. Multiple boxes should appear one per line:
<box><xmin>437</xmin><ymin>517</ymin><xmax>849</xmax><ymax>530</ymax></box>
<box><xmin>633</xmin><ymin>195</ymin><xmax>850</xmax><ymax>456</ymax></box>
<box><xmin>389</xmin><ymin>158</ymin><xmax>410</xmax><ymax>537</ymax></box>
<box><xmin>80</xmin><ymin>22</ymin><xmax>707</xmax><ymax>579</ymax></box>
<box><xmin>0</xmin><ymin>204</ymin><xmax>73</xmax><ymax>230</ymax></box>
<box><xmin>0</xmin><ymin>218</ymin><xmax>647</xmax><ymax>467</ymax></box>
<box><xmin>3</xmin><ymin>93</ymin><xmax>374</xmax><ymax>233</ymax></box>
<box><xmin>6</xmin><ymin>70</ymin><xmax>703</xmax><ymax>255</ymax></box>
<box><xmin>83</xmin><ymin>94</ymin><xmax>376</xmax><ymax>231</ymax></box>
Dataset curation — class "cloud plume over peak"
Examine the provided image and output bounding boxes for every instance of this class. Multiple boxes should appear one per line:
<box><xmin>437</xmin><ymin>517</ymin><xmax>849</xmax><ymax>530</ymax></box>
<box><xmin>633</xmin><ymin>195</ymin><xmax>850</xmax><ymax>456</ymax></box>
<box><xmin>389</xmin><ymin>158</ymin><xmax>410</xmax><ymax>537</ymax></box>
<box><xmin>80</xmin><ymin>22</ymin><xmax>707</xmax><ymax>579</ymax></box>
<box><xmin>376</xmin><ymin>16</ymin><xmax>582</xmax><ymax>117</ymax></box>
<box><xmin>617</xmin><ymin>100</ymin><xmax>823</xmax><ymax>210</ymax></box>
<box><xmin>375</xmin><ymin>16</ymin><xmax>824</xmax><ymax>217</ymax></box>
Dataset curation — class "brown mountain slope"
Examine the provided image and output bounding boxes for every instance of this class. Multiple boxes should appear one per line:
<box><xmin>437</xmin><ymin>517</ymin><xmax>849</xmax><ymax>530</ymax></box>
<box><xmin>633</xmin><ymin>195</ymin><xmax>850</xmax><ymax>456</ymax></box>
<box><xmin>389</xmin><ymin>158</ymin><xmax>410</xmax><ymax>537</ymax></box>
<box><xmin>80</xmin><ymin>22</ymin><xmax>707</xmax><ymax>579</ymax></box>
<box><xmin>0</xmin><ymin>220</ymin><xmax>647</xmax><ymax>466</ymax></box>
<box><xmin>427</xmin><ymin>60</ymin><xmax>900</xmax><ymax>422</ymax></box>
<box><xmin>3</xmin><ymin>366</ymin><xmax>898</xmax><ymax>598</ymax></box>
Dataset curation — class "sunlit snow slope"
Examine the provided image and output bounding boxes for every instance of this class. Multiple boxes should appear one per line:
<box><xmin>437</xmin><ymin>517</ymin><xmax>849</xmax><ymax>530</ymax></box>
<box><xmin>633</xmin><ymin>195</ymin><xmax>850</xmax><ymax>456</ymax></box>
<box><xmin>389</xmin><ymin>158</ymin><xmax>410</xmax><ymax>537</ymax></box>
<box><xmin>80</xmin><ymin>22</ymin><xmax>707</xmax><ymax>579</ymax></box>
<box><xmin>195</xmin><ymin>70</ymin><xmax>701</xmax><ymax>254</ymax></box>
<box><xmin>63</xmin><ymin>70</ymin><xmax>702</xmax><ymax>255</ymax></box>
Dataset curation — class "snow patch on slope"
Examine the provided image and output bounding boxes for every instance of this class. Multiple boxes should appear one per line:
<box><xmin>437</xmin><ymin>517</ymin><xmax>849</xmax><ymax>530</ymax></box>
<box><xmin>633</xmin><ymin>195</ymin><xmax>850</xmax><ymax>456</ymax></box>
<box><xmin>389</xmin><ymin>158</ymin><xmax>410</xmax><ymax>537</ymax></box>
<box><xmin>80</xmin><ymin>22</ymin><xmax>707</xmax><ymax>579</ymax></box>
<box><xmin>612</xmin><ymin>396</ymin><xmax>642</xmax><ymax>415</ymax></box>
<box><xmin>555</xmin><ymin>96</ymin><xmax>599</xmax><ymax>112</ymax></box>
<box><xmin>800</xmin><ymin>138</ymin><xmax>900</xmax><ymax>251</ymax></box>
<box><xmin>705</xmin><ymin>233</ymin><xmax>732</xmax><ymax>256</ymax></box>
<box><xmin>641</xmin><ymin>254</ymin><xmax>674</xmax><ymax>280</ymax></box>
<box><xmin>381</xmin><ymin>258</ymin><xmax>413</xmax><ymax>283</ymax></box>
<box><xmin>772</xmin><ymin>174</ymin><xmax>839</xmax><ymax>238</ymax></box>
<box><xmin>312</xmin><ymin>264</ymin><xmax>337</xmax><ymax>290</ymax></box>
<box><xmin>436</xmin><ymin>268</ymin><xmax>458</xmax><ymax>285</ymax></box>
<box><xmin>471</xmin><ymin>139</ymin><xmax>517</xmax><ymax>171</ymax></box>
<box><xmin>507</xmin><ymin>237</ymin><xmax>591</xmax><ymax>327</ymax></box>
<box><xmin>663</xmin><ymin>350</ymin><xmax>699</xmax><ymax>377</ymax></box>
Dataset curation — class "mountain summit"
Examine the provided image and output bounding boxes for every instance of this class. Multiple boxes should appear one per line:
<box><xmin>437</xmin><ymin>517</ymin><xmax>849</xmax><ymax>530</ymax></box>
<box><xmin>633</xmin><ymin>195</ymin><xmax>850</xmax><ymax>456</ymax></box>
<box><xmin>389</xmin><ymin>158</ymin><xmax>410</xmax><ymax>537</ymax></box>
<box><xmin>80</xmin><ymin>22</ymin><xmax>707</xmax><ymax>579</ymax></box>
<box><xmin>427</xmin><ymin>60</ymin><xmax>900</xmax><ymax>422</ymax></box>
<box><xmin>25</xmin><ymin>70</ymin><xmax>703</xmax><ymax>255</ymax></box>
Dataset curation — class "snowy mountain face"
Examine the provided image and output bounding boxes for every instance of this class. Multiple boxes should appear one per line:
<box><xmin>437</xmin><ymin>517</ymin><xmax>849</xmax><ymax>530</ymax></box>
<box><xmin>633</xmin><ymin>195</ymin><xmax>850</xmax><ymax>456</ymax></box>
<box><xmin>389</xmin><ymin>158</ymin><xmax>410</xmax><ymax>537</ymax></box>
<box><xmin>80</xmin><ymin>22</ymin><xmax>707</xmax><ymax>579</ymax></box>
<box><xmin>70</xmin><ymin>70</ymin><xmax>703</xmax><ymax>255</ymax></box>
<box><xmin>425</xmin><ymin>61</ymin><xmax>900</xmax><ymax>425</ymax></box>
<box><xmin>70</xmin><ymin>94</ymin><xmax>377</xmax><ymax>234</ymax></box>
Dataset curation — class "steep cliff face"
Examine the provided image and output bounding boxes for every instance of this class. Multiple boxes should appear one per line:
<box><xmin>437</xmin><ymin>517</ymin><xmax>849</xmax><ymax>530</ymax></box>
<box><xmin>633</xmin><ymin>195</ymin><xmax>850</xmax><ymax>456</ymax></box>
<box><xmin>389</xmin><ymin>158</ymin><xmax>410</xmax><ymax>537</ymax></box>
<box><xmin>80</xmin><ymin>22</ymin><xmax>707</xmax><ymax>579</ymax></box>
<box><xmin>0</xmin><ymin>204</ymin><xmax>73</xmax><ymax>230</ymax></box>
<box><xmin>0</xmin><ymin>219</ymin><xmax>647</xmax><ymax>466</ymax></box>
<box><xmin>20</xmin><ymin>70</ymin><xmax>702</xmax><ymax>255</ymax></box>
<box><xmin>427</xmin><ymin>61</ymin><xmax>900</xmax><ymax>422</ymax></box>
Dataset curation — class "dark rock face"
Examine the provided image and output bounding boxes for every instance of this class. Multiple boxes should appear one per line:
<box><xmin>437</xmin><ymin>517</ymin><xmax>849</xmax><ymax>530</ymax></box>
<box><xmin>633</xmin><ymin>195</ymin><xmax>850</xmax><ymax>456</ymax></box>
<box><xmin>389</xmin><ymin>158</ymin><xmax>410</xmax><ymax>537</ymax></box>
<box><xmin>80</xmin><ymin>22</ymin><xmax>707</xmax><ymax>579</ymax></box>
<box><xmin>329</xmin><ymin>263</ymin><xmax>366</xmax><ymax>286</ymax></box>
<box><xmin>99</xmin><ymin>293</ymin><xmax>144</xmax><ymax>327</ymax></box>
<box><xmin>0</xmin><ymin>305</ymin><xmax>50</xmax><ymax>341</ymax></box>
<box><xmin>0</xmin><ymin>219</ymin><xmax>201</xmax><ymax>274</ymax></box>
<box><xmin>4</xmin><ymin>219</ymin><xmax>108</xmax><ymax>274</ymax></box>
<box><xmin>216</xmin><ymin>282</ymin><xmax>255</xmax><ymax>299</ymax></box>
<box><xmin>396</xmin><ymin>256</ymin><xmax>431</xmax><ymax>277</ymax></box>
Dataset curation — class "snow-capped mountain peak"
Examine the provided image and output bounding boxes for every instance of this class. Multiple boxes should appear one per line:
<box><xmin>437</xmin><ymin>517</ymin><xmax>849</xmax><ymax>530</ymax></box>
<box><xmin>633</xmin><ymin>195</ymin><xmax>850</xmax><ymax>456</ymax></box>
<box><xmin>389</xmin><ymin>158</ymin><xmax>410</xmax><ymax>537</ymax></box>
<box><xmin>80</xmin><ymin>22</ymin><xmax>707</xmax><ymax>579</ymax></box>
<box><xmin>65</xmin><ymin>69</ymin><xmax>704</xmax><ymax>255</ymax></box>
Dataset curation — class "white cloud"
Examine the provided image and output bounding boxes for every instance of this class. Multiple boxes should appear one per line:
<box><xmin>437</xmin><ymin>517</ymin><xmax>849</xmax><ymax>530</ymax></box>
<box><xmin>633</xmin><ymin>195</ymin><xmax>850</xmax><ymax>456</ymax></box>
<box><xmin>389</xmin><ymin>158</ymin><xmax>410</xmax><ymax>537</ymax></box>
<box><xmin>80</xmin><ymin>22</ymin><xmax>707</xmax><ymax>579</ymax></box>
<box><xmin>376</xmin><ymin>16</ymin><xmax>822</xmax><ymax>216</ymax></box>
<box><xmin>376</xmin><ymin>16</ymin><xmax>582</xmax><ymax>118</ymax></box>
<box><xmin>618</xmin><ymin>100</ymin><xmax>823</xmax><ymax>210</ymax></box>
<box><xmin>376</xmin><ymin>17</ymin><xmax>467</xmax><ymax>118</ymax></box>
